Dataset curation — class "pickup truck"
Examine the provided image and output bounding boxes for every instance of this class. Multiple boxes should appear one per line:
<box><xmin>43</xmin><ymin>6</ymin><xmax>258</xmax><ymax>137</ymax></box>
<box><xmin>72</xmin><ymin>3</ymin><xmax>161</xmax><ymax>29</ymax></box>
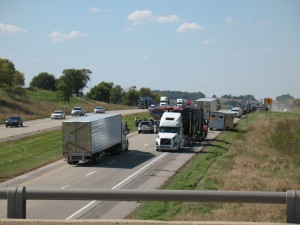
<box><xmin>71</xmin><ymin>107</ymin><xmax>85</xmax><ymax>116</ymax></box>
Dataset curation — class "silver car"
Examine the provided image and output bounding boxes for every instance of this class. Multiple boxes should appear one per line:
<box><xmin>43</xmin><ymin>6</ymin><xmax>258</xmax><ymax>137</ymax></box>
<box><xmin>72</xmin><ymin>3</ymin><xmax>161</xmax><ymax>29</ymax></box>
<box><xmin>138</xmin><ymin>121</ymin><xmax>154</xmax><ymax>134</ymax></box>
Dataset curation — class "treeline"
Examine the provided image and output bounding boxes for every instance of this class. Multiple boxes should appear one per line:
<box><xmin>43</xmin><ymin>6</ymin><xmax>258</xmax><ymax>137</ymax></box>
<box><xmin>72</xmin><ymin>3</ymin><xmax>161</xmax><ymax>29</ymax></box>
<box><xmin>1</xmin><ymin>58</ymin><xmax>299</xmax><ymax>108</ymax></box>
<box><xmin>0</xmin><ymin>58</ymin><xmax>161</xmax><ymax>106</ymax></box>
<box><xmin>153</xmin><ymin>90</ymin><xmax>205</xmax><ymax>101</ymax></box>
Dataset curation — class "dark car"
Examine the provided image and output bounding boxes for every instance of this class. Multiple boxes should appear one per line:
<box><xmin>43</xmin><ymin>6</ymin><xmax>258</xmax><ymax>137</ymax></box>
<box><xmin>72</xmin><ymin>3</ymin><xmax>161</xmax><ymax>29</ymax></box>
<box><xmin>5</xmin><ymin>116</ymin><xmax>23</xmax><ymax>127</ymax></box>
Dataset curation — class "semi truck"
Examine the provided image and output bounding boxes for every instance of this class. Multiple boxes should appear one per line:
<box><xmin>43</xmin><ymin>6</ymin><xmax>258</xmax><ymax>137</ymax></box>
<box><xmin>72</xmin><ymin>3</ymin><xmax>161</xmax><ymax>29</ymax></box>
<box><xmin>193</xmin><ymin>98</ymin><xmax>218</xmax><ymax>120</ymax></box>
<box><xmin>160</xmin><ymin>96</ymin><xmax>169</xmax><ymax>106</ymax></box>
<box><xmin>62</xmin><ymin>114</ymin><xmax>129</xmax><ymax>165</ymax></box>
<box><xmin>208</xmin><ymin>111</ymin><xmax>234</xmax><ymax>130</ymax></box>
<box><xmin>176</xmin><ymin>98</ymin><xmax>187</xmax><ymax>107</ymax></box>
<box><xmin>138</xmin><ymin>96</ymin><xmax>156</xmax><ymax>109</ymax></box>
<box><xmin>155</xmin><ymin>107</ymin><xmax>204</xmax><ymax>151</ymax></box>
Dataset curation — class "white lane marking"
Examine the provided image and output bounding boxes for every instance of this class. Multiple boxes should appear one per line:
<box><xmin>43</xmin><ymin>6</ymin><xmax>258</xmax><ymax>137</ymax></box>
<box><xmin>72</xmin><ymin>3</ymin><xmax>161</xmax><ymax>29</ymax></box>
<box><xmin>65</xmin><ymin>152</ymin><xmax>168</xmax><ymax>220</ymax></box>
<box><xmin>144</xmin><ymin>143</ymin><xmax>149</xmax><ymax>147</ymax></box>
<box><xmin>112</xmin><ymin>152</ymin><xmax>168</xmax><ymax>189</ymax></box>
<box><xmin>60</xmin><ymin>185</ymin><xmax>69</xmax><ymax>189</ymax></box>
<box><xmin>85</xmin><ymin>171</ymin><xmax>96</xmax><ymax>177</ymax></box>
<box><xmin>66</xmin><ymin>201</ymin><xmax>96</xmax><ymax>220</ymax></box>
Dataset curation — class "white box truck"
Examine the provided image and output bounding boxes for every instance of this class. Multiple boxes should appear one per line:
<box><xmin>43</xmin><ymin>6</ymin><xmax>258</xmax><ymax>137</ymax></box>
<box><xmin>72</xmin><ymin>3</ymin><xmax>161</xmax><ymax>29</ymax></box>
<box><xmin>62</xmin><ymin>114</ymin><xmax>128</xmax><ymax>165</ymax></box>
<box><xmin>208</xmin><ymin>111</ymin><xmax>234</xmax><ymax>130</ymax></box>
<box><xmin>193</xmin><ymin>98</ymin><xmax>218</xmax><ymax>120</ymax></box>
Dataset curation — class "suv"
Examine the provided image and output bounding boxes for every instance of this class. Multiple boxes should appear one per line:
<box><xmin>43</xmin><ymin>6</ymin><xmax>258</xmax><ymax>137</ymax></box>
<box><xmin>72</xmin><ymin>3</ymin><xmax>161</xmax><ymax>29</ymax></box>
<box><xmin>71</xmin><ymin>107</ymin><xmax>85</xmax><ymax>116</ymax></box>
<box><xmin>138</xmin><ymin>121</ymin><xmax>154</xmax><ymax>134</ymax></box>
<box><xmin>5</xmin><ymin>115</ymin><xmax>23</xmax><ymax>127</ymax></box>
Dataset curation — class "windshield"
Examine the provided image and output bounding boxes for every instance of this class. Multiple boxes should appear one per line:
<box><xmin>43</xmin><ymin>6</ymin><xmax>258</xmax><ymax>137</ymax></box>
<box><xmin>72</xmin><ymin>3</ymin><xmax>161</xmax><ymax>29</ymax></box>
<box><xmin>159</xmin><ymin>126</ymin><xmax>178</xmax><ymax>134</ymax></box>
<box><xmin>8</xmin><ymin>116</ymin><xmax>19</xmax><ymax>120</ymax></box>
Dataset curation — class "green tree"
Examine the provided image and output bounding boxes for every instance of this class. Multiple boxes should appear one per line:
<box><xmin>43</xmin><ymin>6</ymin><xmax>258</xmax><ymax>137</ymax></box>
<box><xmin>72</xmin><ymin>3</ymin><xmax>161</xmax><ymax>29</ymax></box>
<box><xmin>56</xmin><ymin>68</ymin><xmax>91</xmax><ymax>102</ymax></box>
<box><xmin>276</xmin><ymin>94</ymin><xmax>294</xmax><ymax>103</ymax></box>
<box><xmin>123</xmin><ymin>86</ymin><xmax>139</xmax><ymax>106</ymax></box>
<box><xmin>139</xmin><ymin>87</ymin><xmax>160</xmax><ymax>102</ymax></box>
<box><xmin>30</xmin><ymin>72</ymin><xmax>57</xmax><ymax>91</ymax></box>
<box><xmin>0</xmin><ymin>58</ymin><xmax>25</xmax><ymax>88</ymax></box>
<box><xmin>110</xmin><ymin>85</ymin><xmax>124</xmax><ymax>104</ymax></box>
<box><xmin>56</xmin><ymin>75</ymin><xmax>73</xmax><ymax>103</ymax></box>
<box><xmin>0</xmin><ymin>58</ymin><xmax>25</xmax><ymax>97</ymax></box>
<box><xmin>86</xmin><ymin>82</ymin><xmax>113</xmax><ymax>103</ymax></box>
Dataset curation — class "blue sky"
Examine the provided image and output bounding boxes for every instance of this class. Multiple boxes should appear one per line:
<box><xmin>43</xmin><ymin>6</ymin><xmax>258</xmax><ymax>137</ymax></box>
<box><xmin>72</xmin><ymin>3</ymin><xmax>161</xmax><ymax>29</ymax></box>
<box><xmin>1</xmin><ymin>0</ymin><xmax>300</xmax><ymax>99</ymax></box>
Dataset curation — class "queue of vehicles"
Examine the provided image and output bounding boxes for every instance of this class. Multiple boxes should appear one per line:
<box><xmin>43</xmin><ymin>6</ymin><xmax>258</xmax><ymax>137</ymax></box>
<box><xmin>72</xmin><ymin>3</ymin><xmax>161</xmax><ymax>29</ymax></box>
<box><xmin>4</xmin><ymin>96</ymin><xmax>269</xmax><ymax>165</ymax></box>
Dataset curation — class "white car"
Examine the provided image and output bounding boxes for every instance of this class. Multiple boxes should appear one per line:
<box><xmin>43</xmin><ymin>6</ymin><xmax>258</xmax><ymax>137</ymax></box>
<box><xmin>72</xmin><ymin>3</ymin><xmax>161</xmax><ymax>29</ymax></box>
<box><xmin>51</xmin><ymin>110</ymin><xmax>65</xmax><ymax>119</ymax></box>
<box><xmin>230</xmin><ymin>107</ymin><xmax>242</xmax><ymax>118</ymax></box>
<box><xmin>284</xmin><ymin>107</ymin><xmax>293</xmax><ymax>112</ymax></box>
<box><xmin>94</xmin><ymin>106</ymin><xmax>105</xmax><ymax>114</ymax></box>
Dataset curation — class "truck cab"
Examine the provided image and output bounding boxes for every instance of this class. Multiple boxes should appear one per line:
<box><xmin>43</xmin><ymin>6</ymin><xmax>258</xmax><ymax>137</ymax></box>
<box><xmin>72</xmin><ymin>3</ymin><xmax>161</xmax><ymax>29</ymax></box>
<box><xmin>155</xmin><ymin>112</ymin><xmax>183</xmax><ymax>151</ymax></box>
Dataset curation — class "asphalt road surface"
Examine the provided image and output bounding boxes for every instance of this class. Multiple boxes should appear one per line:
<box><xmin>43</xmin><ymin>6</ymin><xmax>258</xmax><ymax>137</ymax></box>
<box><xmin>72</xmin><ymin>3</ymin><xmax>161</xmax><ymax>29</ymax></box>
<box><xmin>0</xmin><ymin>128</ymin><xmax>222</xmax><ymax>220</ymax></box>
<box><xmin>0</xmin><ymin>109</ymin><xmax>145</xmax><ymax>143</ymax></box>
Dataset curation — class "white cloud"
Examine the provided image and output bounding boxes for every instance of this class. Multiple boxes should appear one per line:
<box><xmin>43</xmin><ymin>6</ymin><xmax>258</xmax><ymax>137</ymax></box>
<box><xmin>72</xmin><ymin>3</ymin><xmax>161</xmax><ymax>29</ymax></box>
<box><xmin>144</xmin><ymin>54</ymin><xmax>149</xmax><ymax>60</ymax></box>
<box><xmin>127</xmin><ymin>10</ymin><xmax>153</xmax><ymax>22</ymax></box>
<box><xmin>225</xmin><ymin>17</ymin><xmax>238</xmax><ymax>24</ymax></box>
<box><xmin>50</xmin><ymin>30</ymin><xmax>87</xmax><ymax>42</ymax></box>
<box><xmin>127</xmin><ymin>10</ymin><xmax>179</xmax><ymax>24</ymax></box>
<box><xmin>89</xmin><ymin>7</ymin><xmax>111</xmax><ymax>13</ymax></box>
<box><xmin>177</xmin><ymin>22</ymin><xmax>205</xmax><ymax>33</ymax></box>
<box><xmin>202</xmin><ymin>38</ymin><xmax>216</xmax><ymax>45</ymax></box>
<box><xmin>153</xmin><ymin>15</ymin><xmax>179</xmax><ymax>23</ymax></box>
<box><xmin>0</xmin><ymin>23</ymin><xmax>27</xmax><ymax>34</ymax></box>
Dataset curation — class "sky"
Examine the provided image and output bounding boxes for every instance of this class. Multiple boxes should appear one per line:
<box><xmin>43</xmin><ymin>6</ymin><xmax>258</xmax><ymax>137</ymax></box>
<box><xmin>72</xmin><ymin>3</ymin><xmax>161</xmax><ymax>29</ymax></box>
<box><xmin>1</xmin><ymin>0</ymin><xmax>300</xmax><ymax>100</ymax></box>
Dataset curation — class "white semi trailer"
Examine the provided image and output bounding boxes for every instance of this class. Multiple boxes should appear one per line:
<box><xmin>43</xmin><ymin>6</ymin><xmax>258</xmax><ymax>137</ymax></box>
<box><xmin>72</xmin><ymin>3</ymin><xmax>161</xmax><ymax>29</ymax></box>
<box><xmin>62</xmin><ymin>114</ymin><xmax>128</xmax><ymax>165</ymax></box>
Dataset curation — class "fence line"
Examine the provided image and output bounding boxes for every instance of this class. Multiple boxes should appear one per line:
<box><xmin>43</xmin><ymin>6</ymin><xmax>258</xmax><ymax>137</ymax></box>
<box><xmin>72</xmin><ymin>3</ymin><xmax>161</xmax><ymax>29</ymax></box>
<box><xmin>0</xmin><ymin>187</ymin><xmax>299</xmax><ymax>223</ymax></box>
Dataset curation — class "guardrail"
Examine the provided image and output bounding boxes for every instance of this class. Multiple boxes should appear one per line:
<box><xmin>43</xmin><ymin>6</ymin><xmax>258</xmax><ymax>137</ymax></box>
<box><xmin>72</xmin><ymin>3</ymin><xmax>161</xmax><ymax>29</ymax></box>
<box><xmin>0</xmin><ymin>187</ymin><xmax>299</xmax><ymax>223</ymax></box>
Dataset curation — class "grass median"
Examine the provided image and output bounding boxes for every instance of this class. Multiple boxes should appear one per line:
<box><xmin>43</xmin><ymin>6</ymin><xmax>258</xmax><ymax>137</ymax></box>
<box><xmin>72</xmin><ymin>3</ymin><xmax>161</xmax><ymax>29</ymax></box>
<box><xmin>0</xmin><ymin>111</ymin><xmax>149</xmax><ymax>183</ymax></box>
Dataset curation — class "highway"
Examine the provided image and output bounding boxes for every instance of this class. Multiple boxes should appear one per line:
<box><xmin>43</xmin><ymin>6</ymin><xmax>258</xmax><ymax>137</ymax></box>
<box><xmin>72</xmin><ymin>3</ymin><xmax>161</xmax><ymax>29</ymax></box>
<box><xmin>0</xmin><ymin>109</ymin><xmax>145</xmax><ymax>143</ymax></box>
<box><xmin>0</xmin><ymin>125</ymin><xmax>222</xmax><ymax>219</ymax></box>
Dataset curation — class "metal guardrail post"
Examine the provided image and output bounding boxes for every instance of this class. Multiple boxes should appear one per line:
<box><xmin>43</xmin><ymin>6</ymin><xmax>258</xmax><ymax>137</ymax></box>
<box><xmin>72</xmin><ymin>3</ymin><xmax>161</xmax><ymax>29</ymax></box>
<box><xmin>286</xmin><ymin>190</ymin><xmax>300</xmax><ymax>223</ymax></box>
<box><xmin>7</xmin><ymin>186</ymin><xmax>26</xmax><ymax>219</ymax></box>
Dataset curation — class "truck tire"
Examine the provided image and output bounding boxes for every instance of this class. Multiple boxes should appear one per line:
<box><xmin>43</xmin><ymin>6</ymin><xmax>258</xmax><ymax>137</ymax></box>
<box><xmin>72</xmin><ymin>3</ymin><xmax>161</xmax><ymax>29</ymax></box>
<box><xmin>67</xmin><ymin>160</ymin><xmax>78</xmax><ymax>165</ymax></box>
<box><xmin>92</xmin><ymin>153</ymin><xmax>100</xmax><ymax>164</ymax></box>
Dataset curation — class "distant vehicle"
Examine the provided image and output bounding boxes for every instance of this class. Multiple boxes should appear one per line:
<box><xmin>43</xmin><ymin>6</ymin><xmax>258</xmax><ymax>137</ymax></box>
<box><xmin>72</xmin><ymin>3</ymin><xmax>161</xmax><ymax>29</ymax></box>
<box><xmin>5</xmin><ymin>115</ymin><xmax>23</xmax><ymax>127</ymax></box>
<box><xmin>138</xmin><ymin>96</ymin><xmax>157</xmax><ymax>109</ymax></box>
<box><xmin>230</xmin><ymin>107</ymin><xmax>242</xmax><ymax>118</ymax></box>
<box><xmin>209</xmin><ymin>111</ymin><xmax>234</xmax><ymax>131</ymax></box>
<box><xmin>71</xmin><ymin>107</ymin><xmax>85</xmax><ymax>116</ymax></box>
<box><xmin>138</xmin><ymin>121</ymin><xmax>155</xmax><ymax>134</ymax></box>
<box><xmin>193</xmin><ymin>98</ymin><xmax>218</xmax><ymax>120</ymax></box>
<box><xmin>51</xmin><ymin>110</ymin><xmax>65</xmax><ymax>119</ymax></box>
<box><xmin>284</xmin><ymin>107</ymin><xmax>293</xmax><ymax>112</ymax></box>
<box><xmin>176</xmin><ymin>99</ymin><xmax>187</xmax><ymax>107</ymax></box>
<box><xmin>94</xmin><ymin>106</ymin><xmax>105</xmax><ymax>114</ymax></box>
<box><xmin>246</xmin><ymin>100</ymin><xmax>266</xmax><ymax>112</ymax></box>
<box><xmin>160</xmin><ymin>96</ymin><xmax>169</xmax><ymax>106</ymax></box>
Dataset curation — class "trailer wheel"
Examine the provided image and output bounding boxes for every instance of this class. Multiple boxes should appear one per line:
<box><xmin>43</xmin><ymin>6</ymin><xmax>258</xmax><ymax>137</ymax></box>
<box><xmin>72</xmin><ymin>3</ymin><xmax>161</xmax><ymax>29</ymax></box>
<box><xmin>67</xmin><ymin>160</ymin><xmax>78</xmax><ymax>165</ymax></box>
